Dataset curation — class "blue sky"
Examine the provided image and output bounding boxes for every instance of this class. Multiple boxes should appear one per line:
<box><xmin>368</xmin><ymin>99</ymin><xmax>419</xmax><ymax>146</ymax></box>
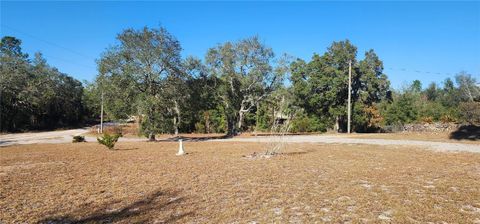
<box><xmin>1</xmin><ymin>1</ymin><xmax>479</xmax><ymax>89</ymax></box>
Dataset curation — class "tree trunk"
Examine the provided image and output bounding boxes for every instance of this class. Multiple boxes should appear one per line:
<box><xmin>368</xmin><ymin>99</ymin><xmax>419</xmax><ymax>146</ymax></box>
<box><xmin>254</xmin><ymin>102</ymin><xmax>259</xmax><ymax>136</ymax></box>
<box><xmin>465</xmin><ymin>84</ymin><xmax>474</xmax><ymax>102</ymax></box>
<box><xmin>173</xmin><ymin>117</ymin><xmax>178</xmax><ymax>136</ymax></box>
<box><xmin>237</xmin><ymin>110</ymin><xmax>244</xmax><ymax>131</ymax></box>
<box><xmin>148</xmin><ymin>132</ymin><xmax>156</xmax><ymax>141</ymax></box>
<box><xmin>173</xmin><ymin>100</ymin><xmax>180</xmax><ymax>136</ymax></box>
<box><xmin>335</xmin><ymin>116</ymin><xmax>340</xmax><ymax>132</ymax></box>
<box><xmin>227</xmin><ymin>115</ymin><xmax>236</xmax><ymax>136</ymax></box>
<box><xmin>204</xmin><ymin>111</ymin><xmax>210</xmax><ymax>134</ymax></box>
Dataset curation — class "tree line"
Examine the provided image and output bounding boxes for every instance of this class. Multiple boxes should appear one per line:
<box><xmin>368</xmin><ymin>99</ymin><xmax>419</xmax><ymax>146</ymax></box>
<box><xmin>1</xmin><ymin>37</ymin><xmax>87</xmax><ymax>132</ymax></box>
<box><xmin>1</xmin><ymin>26</ymin><xmax>479</xmax><ymax>134</ymax></box>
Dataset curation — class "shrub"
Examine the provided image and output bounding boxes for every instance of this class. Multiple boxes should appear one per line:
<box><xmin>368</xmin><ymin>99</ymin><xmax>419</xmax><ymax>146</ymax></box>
<box><xmin>459</xmin><ymin>102</ymin><xmax>480</xmax><ymax>125</ymax></box>
<box><xmin>97</xmin><ymin>133</ymin><xmax>122</xmax><ymax>150</ymax></box>
<box><xmin>195</xmin><ymin>122</ymin><xmax>206</xmax><ymax>133</ymax></box>
<box><xmin>72</xmin><ymin>135</ymin><xmax>86</xmax><ymax>143</ymax></box>
<box><xmin>291</xmin><ymin>114</ymin><xmax>327</xmax><ymax>133</ymax></box>
<box><xmin>420</xmin><ymin>116</ymin><xmax>434</xmax><ymax>124</ymax></box>
<box><xmin>440</xmin><ymin>114</ymin><xmax>456</xmax><ymax>123</ymax></box>
<box><xmin>383</xmin><ymin>94</ymin><xmax>419</xmax><ymax>125</ymax></box>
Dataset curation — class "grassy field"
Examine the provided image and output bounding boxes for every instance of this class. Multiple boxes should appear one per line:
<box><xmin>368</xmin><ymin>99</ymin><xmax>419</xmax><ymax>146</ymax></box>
<box><xmin>1</xmin><ymin>141</ymin><xmax>480</xmax><ymax>223</ymax></box>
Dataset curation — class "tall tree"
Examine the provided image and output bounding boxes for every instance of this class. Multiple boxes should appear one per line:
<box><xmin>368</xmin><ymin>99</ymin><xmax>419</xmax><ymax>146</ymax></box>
<box><xmin>1</xmin><ymin>36</ymin><xmax>86</xmax><ymax>131</ymax></box>
<box><xmin>291</xmin><ymin>40</ymin><xmax>358</xmax><ymax>131</ymax></box>
<box><xmin>424</xmin><ymin>82</ymin><xmax>439</xmax><ymax>101</ymax></box>
<box><xmin>354</xmin><ymin>49</ymin><xmax>390</xmax><ymax>131</ymax></box>
<box><xmin>183</xmin><ymin>56</ymin><xmax>220</xmax><ymax>133</ymax></box>
<box><xmin>291</xmin><ymin>40</ymin><xmax>390</xmax><ymax>132</ymax></box>
<box><xmin>97</xmin><ymin>26</ymin><xmax>183</xmax><ymax>140</ymax></box>
<box><xmin>455</xmin><ymin>71</ymin><xmax>480</xmax><ymax>102</ymax></box>
<box><xmin>410</xmin><ymin>80</ymin><xmax>422</xmax><ymax>93</ymax></box>
<box><xmin>0</xmin><ymin>36</ymin><xmax>31</xmax><ymax>131</ymax></box>
<box><xmin>206</xmin><ymin>36</ymin><xmax>286</xmax><ymax>135</ymax></box>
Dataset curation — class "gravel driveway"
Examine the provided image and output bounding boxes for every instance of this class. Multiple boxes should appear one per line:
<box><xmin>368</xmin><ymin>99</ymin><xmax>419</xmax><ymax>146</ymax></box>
<box><xmin>214</xmin><ymin>135</ymin><xmax>480</xmax><ymax>153</ymax></box>
<box><xmin>0</xmin><ymin>128</ymin><xmax>91</xmax><ymax>146</ymax></box>
<box><xmin>1</xmin><ymin>129</ymin><xmax>479</xmax><ymax>153</ymax></box>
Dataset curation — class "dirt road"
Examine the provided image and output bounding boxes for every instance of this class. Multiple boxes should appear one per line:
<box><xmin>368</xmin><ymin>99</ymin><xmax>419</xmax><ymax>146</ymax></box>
<box><xmin>1</xmin><ymin>129</ymin><xmax>479</xmax><ymax>153</ymax></box>
<box><xmin>216</xmin><ymin>135</ymin><xmax>480</xmax><ymax>153</ymax></box>
<box><xmin>0</xmin><ymin>129</ymin><xmax>91</xmax><ymax>146</ymax></box>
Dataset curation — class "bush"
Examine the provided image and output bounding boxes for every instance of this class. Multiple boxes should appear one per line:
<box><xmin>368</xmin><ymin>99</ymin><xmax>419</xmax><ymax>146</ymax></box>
<box><xmin>72</xmin><ymin>135</ymin><xmax>86</xmax><ymax>143</ymax></box>
<box><xmin>383</xmin><ymin>94</ymin><xmax>418</xmax><ymax>125</ymax></box>
<box><xmin>97</xmin><ymin>133</ymin><xmax>122</xmax><ymax>150</ymax></box>
<box><xmin>291</xmin><ymin>114</ymin><xmax>327</xmax><ymax>133</ymax></box>
<box><xmin>420</xmin><ymin>116</ymin><xmax>434</xmax><ymax>124</ymax></box>
<box><xmin>459</xmin><ymin>102</ymin><xmax>480</xmax><ymax>125</ymax></box>
<box><xmin>440</xmin><ymin>114</ymin><xmax>456</xmax><ymax>123</ymax></box>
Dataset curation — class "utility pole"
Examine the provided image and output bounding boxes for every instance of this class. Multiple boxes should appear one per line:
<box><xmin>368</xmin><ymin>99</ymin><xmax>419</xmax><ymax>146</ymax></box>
<box><xmin>347</xmin><ymin>60</ymin><xmax>352</xmax><ymax>134</ymax></box>
<box><xmin>100</xmin><ymin>91</ymin><xmax>104</xmax><ymax>134</ymax></box>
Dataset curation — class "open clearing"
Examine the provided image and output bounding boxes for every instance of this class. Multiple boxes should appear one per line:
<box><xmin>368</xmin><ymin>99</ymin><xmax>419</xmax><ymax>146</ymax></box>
<box><xmin>1</xmin><ymin>142</ymin><xmax>480</xmax><ymax>223</ymax></box>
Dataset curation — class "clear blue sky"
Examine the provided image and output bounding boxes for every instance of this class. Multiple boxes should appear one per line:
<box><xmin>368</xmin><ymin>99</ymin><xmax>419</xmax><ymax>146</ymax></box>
<box><xmin>1</xmin><ymin>1</ymin><xmax>479</xmax><ymax>89</ymax></box>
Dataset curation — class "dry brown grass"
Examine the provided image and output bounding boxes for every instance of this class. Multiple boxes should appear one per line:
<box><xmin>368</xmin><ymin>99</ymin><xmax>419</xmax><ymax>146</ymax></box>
<box><xmin>1</xmin><ymin>142</ymin><xmax>480</xmax><ymax>223</ymax></box>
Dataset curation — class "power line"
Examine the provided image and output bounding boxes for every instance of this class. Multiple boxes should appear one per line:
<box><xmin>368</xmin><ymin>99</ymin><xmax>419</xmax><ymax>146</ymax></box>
<box><xmin>1</xmin><ymin>24</ymin><xmax>97</xmax><ymax>70</ymax></box>
<box><xmin>384</xmin><ymin>67</ymin><xmax>469</xmax><ymax>77</ymax></box>
<box><xmin>1</xmin><ymin>24</ymin><xmax>97</xmax><ymax>61</ymax></box>
<box><xmin>39</xmin><ymin>52</ymin><xmax>97</xmax><ymax>70</ymax></box>
<box><xmin>2</xmin><ymin>25</ymin><xmax>477</xmax><ymax>79</ymax></box>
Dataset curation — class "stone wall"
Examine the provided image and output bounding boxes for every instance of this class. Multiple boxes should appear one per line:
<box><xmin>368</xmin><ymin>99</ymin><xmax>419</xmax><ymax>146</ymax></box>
<box><xmin>402</xmin><ymin>123</ymin><xmax>460</xmax><ymax>133</ymax></box>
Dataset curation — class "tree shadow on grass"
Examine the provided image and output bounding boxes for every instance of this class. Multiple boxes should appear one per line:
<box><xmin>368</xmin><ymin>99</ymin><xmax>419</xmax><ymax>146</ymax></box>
<box><xmin>281</xmin><ymin>151</ymin><xmax>309</xmax><ymax>156</ymax></box>
<box><xmin>115</xmin><ymin>147</ymin><xmax>139</xmax><ymax>151</ymax></box>
<box><xmin>38</xmin><ymin>189</ymin><xmax>192</xmax><ymax>224</ymax></box>
<box><xmin>449</xmin><ymin>125</ymin><xmax>480</xmax><ymax>141</ymax></box>
<box><xmin>0</xmin><ymin>140</ymin><xmax>13</xmax><ymax>147</ymax></box>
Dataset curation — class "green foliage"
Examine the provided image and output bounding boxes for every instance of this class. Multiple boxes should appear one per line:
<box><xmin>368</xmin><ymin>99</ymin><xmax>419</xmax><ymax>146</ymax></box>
<box><xmin>290</xmin><ymin>113</ymin><xmax>327</xmax><ymax>133</ymax></box>
<box><xmin>97</xmin><ymin>133</ymin><xmax>122</xmax><ymax>150</ymax></box>
<box><xmin>425</xmin><ymin>82</ymin><xmax>438</xmax><ymax>101</ymax></box>
<box><xmin>205</xmin><ymin>36</ymin><xmax>287</xmax><ymax>135</ymax></box>
<box><xmin>255</xmin><ymin>103</ymin><xmax>272</xmax><ymax>132</ymax></box>
<box><xmin>5</xmin><ymin>32</ymin><xmax>475</xmax><ymax>135</ymax></box>
<box><xmin>183</xmin><ymin>57</ymin><xmax>222</xmax><ymax>133</ymax></box>
<box><xmin>439</xmin><ymin>78</ymin><xmax>460</xmax><ymax>108</ymax></box>
<box><xmin>291</xmin><ymin>40</ymin><xmax>390</xmax><ymax>132</ymax></box>
<box><xmin>410</xmin><ymin>80</ymin><xmax>422</xmax><ymax>93</ymax></box>
<box><xmin>384</xmin><ymin>93</ymin><xmax>418</xmax><ymax>125</ymax></box>
<box><xmin>458</xmin><ymin>102</ymin><xmax>480</xmax><ymax>125</ymax></box>
<box><xmin>455</xmin><ymin>72</ymin><xmax>480</xmax><ymax>102</ymax></box>
<box><xmin>440</xmin><ymin>114</ymin><xmax>456</xmax><ymax>123</ymax></box>
<box><xmin>0</xmin><ymin>36</ymin><xmax>88</xmax><ymax>132</ymax></box>
<box><xmin>97</xmin><ymin>26</ymin><xmax>184</xmax><ymax>139</ymax></box>
<box><xmin>418</xmin><ymin>100</ymin><xmax>446</xmax><ymax>121</ymax></box>
<box><xmin>380</xmin><ymin>74</ymin><xmax>477</xmax><ymax>126</ymax></box>
<box><xmin>380</xmin><ymin>72</ymin><xmax>480</xmax><ymax>126</ymax></box>
<box><xmin>138</xmin><ymin>95</ymin><xmax>172</xmax><ymax>137</ymax></box>
<box><xmin>82</xmin><ymin>81</ymin><xmax>101</xmax><ymax>121</ymax></box>
<box><xmin>352</xmin><ymin>103</ymin><xmax>384</xmax><ymax>133</ymax></box>
<box><xmin>194</xmin><ymin>108</ymin><xmax>227</xmax><ymax>133</ymax></box>
<box><xmin>72</xmin><ymin>136</ymin><xmax>86</xmax><ymax>143</ymax></box>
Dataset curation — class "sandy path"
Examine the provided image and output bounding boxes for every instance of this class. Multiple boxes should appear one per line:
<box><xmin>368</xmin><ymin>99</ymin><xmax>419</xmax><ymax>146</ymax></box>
<box><xmin>0</xmin><ymin>129</ymin><xmax>91</xmax><ymax>146</ymax></box>
<box><xmin>1</xmin><ymin>129</ymin><xmax>479</xmax><ymax>153</ymax></box>
<box><xmin>0</xmin><ymin>128</ymin><xmax>150</xmax><ymax>147</ymax></box>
